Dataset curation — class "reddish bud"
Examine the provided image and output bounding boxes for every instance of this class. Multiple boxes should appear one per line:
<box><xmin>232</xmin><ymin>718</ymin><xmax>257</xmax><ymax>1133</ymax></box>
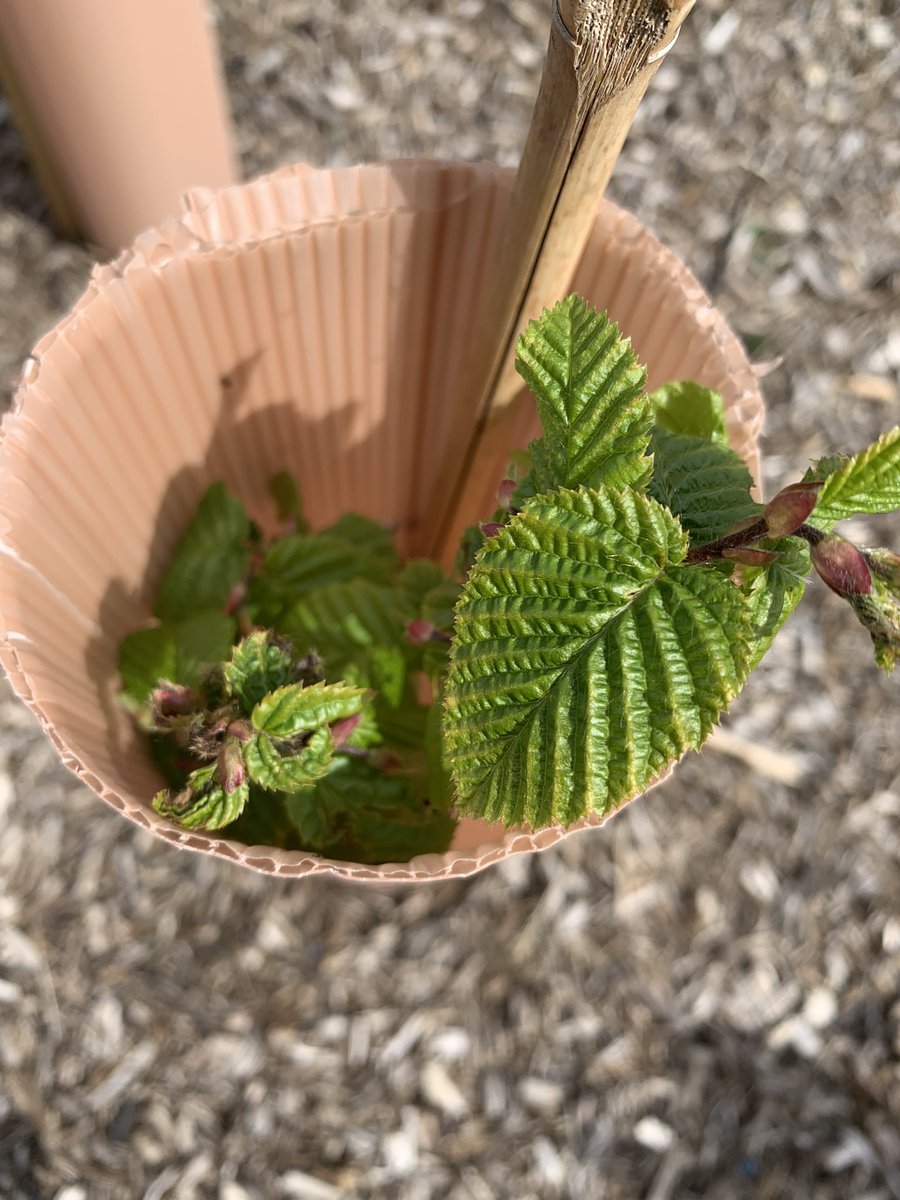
<box><xmin>406</xmin><ymin>619</ymin><xmax>435</xmax><ymax>646</ymax></box>
<box><xmin>224</xmin><ymin>581</ymin><xmax>247</xmax><ymax>615</ymax></box>
<box><xmin>722</xmin><ymin>547</ymin><xmax>778</xmax><ymax>567</ymax></box>
<box><xmin>227</xmin><ymin>718</ymin><xmax>254</xmax><ymax>743</ymax></box>
<box><xmin>151</xmin><ymin>685</ymin><xmax>196</xmax><ymax>718</ymax></box>
<box><xmin>724</xmin><ymin>514</ymin><xmax>765</xmax><ymax>538</ymax></box>
<box><xmin>217</xmin><ymin>738</ymin><xmax>246</xmax><ymax>795</ymax></box>
<box><xmin>763</xmin><ymin>481</ymin><xmax>822</xmax><ymax>538</ymax></box>
<box><xmin>480</xmin><ymin>522</ymin><xmax>503</xmax><ymax>539</ymax></box>
<box><xmin>330</xmin><ymin>712</ymin><xmax>362</xmax><ymax>749</ymax></box>
<box><xmin>811</xmin><ymin>534</ymin><xmax>872</xmax><ymax>598</ymax></box>
<box><xmin>496</xmin><ymin>479</ymin><xmax>517</xmax><ymax>510</ymax></box>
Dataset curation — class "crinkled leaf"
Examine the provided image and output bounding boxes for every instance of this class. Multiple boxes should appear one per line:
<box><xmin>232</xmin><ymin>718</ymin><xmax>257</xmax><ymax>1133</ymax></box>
<box><xmin>119</xmin><ymin>610</ymin><xmax>236</xmax><ymax>705</ymax></box>
<box><xmin>224</xmin><ymin>631</ymin><xmax>294</xmax><ymax>711</ymax></box>
<box><xmin>283</xmin><ymin>784</ymin><xmax>340</xmax><ymax>849</ymax></box>
<box><xmin>154</xmin><ymin>483</ymin><xmax>252</xmax><ymax>621</ymax></box>
<box><xmin>811</xmin><ymin>426</ymin><xmax>900</xmax><ymax>524</ymax></box>
<box><xmin>650</xmin><ymin>381</ymin><xmax>729</xmax><ymax>445</ymax></box>
<box><xmin>444</xmin><ymin>485</ymin><xmax>753</xmax><ymax>828</ymax></box>
<box><xmin>515</xmin><ymin>295</ymin><xmax>652</xmax><ymax>494</ymax></box>
<box><xmin>245</xmin><ymin>726</ymin><xmax>335</xmax><ymax>793</ymax></box>
<box><xmin>269</xmin><ymin>470</ymin><xmax>308</xmax><ymax>532</ymax></box>
<box><xmin>425</xmin><ymin>700</ymin><xmax>454</xmax><ymax>811</ymax></box>
<box><xmin>650</xmin><ymin>426</ymin><xmax>761</xmax><ymax>545</ymax></box>
<box><xmin>252</xmin><ymin>681</ymin><xmax>367</xmax><ymax>737</ymax></box>
<box><xmin>226</xmin><ymin>784</ymin><xmax>294</xmax><ymax>847</ymax></box>
<box><xmin>154</xmin><ymin>762</ymin><xmax>248</xmax><ymax>831</ymax></box>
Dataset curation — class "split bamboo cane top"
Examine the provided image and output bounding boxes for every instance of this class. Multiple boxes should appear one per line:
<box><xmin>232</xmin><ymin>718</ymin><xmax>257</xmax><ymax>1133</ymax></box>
<box><xmin>426</xmin><ymin>0</ymin><xmax>697</xmax><ymax>564</ymax></box>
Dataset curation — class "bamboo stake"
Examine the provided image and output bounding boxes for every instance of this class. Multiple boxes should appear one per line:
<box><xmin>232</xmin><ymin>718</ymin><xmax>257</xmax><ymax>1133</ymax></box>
<box><xmin>425</xmin><ymin>0</ymin><xmax>696</xmax><ymax>563</ymax></box>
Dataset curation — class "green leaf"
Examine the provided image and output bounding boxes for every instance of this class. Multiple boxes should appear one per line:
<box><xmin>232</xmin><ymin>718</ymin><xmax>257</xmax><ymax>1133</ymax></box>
<box><xmin>320</xmin><ymin>513</ymin><xmax>400</xmax><ymax>575</ymax></box>
<box><xmin>283</xmin><ymin>784</ymin><xmax>340</xmax><ymax>848</ymax></box>
<box><xmin>246</xmin><ymin>534</ymin><xmax>377</xmax><ymax>627</ymax></box>
<box><xmin>421</xmin><ymin>581</ymin><xmax>462</xmax><ymax>632</ymax></box>
<box><xmin>515</xmin><ymin>295</ymin><xmax>652</xmax><ymax>494</ymax></box>
<box><xmin>154</xmin><ymin>483</ymin><xmax>252</xmax><ymax>621</ymax></box>
<box><xmin>287</xmin><ymin>757</ymin><xmax>455</xmax><ymax>864</ymax></box>
<box><xmin>252</xmin><ymin>681</ymin><xmax>367</xmax><ymax>737</ymax></box>
<box><xmin>154</xmin><ymin>762</ymin><xmax>248</xmax><ymax>831</ymax></box>
<box><xmin>224</xmin><ymin>631</ymin><xmax>294</xmax><ymax>711</ymax></box>
<box><xmin>281</xmin><ymin>580</ymin><xmax>412</xmax><ymax>671</ymax></box>
<box><xmin>650</xmin><ymin>426</ymin><xmax>762</xmax><ymax>545</ymax></box>
<box><xmin>269</xmin><ymin>470</ymin><xmax>308</xmax><ymax>531</ymax></box>
<box><xmin>119</xmin><ymin>610</ymin><xmax>236</xmax><ymax>705</ymax></box>
<box><xmin>810</xmin><ymin>427</ymin><xmax>900</xmax><ymax>524</ymax></box>
<box><xmin>367</xmin><ymin>643</ymin><xmax>407</xmax><ymax>709</ymax></box>
<box><xmin>444</xmin><ymin>485</ymin><xmax>753</xmax><ymax>828</ymax></box>
<box><xmin>649</xmin><ymin>381</ymin><xmax>729</xmax><ymax>445</ymax></box>
<box><xmin>425</xmin><ymin>699</ymin><xmax>454</xmax><ymax>811</ymax></box>
<box><xmin>399</xmin><ymin>559</ymin><xmax>448</xmax><ymax>610</ymax></box>
<box><xmin>226</xmin><ymin>784</ymin><xmax>295</xmax><ymax>848</ymax></box>
<box><xmin>741</xmin><ymin>537</ymin><xmax>811</xmax><ymax>669</ymax></box>
<box><xmin>246</xmin><ymin>726</ymin><xmax>335</xmax><ymax>794</ymax></box>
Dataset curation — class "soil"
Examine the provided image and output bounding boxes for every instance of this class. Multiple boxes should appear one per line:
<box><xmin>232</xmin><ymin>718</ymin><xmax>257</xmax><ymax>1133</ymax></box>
<box><xmin>0</xmin><ymin>2</ymin><xmax>898</xmax><ymax>1198</ymax></box>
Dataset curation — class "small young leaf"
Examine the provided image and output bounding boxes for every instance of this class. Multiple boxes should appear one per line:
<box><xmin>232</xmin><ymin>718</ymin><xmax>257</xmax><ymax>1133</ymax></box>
<box><xmin>119</xmin><ymin>610</ymin><xmax>236</xmax><ymax>705</ymax></box>
<box><xmin>269</xmin><ymin>470</ymin><xmax>308</xmax><ymax>531</ymax></box>
<box><xmin>515</xmin><ymin>295</ymin><xmax>652</xmax><ymax>494</ymax></box>
<box><xmin>154</xmin><ymin>483</ymin><xmax>252</xmax><ymax>621</ymax></box>
<box><xmin>252</xmin><ymin>681</ymin><xmax>367</xmax><ymax>738</ymax></box>
<box><xmin>244</xmin><ymin>731</ymin><xmax>331</xmax><ymax>794</ymax></box>
<box><xmin>224</xmin><ymin>631</ymin><xmax>294</xmax><ymax>711</ymax></box>
<box><xmin>154</xmin><ymin>761</ymin><xmax>248</xmax><ymax>830</ymax></box>
<box><xmin>649</xmin><ymin>381</ymin><xmax>729</xmax><ymax>445</ymax></box>
<box><xmin>649</xmin><ymin>427</ymin><xmax>762</xmax><ymax>545</ymax></box>
<box><xmin>444</xmin><ymin>485</ymin><xmax>753</xmax><ymax>828</ymax></box>
<box><xmin>811</xmin><ymin>426</ymin><xmax>900</xmax><ymax>524</ymax></box>
<box><xmin>245</xmin><ymin>726</ymin><xmax>336</xmax><ymax>793</ymax></box>
<box><xmin>740</xmin><ymin>537</ymin><xmax>811</xmax><ymax>669</ymax></box>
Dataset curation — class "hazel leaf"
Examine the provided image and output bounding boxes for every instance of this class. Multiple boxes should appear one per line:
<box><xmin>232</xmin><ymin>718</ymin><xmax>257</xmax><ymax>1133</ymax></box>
<box><xmin>245</xmin><ymin>727</ymin><xmax>336</xmax><ymax>794</ymax></box>
<box><xmin>119</xmin><ymin>610</ymin><xmax>236</xmax><ymax>706</ymax></box>
<box><xmin>224</xmin><ymin>631</ymin><xmax>294</xmax><ymax>712</ymax></box>
<box><xmin>515</xmin><ymin>295</ymin><xmax>652</xmax><ymax>494</ymax></box>
<box><xmin>811</xmin><ymin>426</ymin><xmax>900</xmax><ymax>524</ymax></box>
<box><xmin>251</xmin><ymin>681</ymin><xmax>367</xmax><ymax>738</ymax></box>
<box><xmin>154</xmin><ymin>483</ymin><xmax>252</xmax><ymax>622</ymax></box>
<box><xmin>649</xmin><ymin>381</ymin><xmax>729</xmax><ymax>445</ymax></box>
<box><xmin>153</xmin><ymin>761</ymin><xmax>248</xmax><ymax>831</ymax></box>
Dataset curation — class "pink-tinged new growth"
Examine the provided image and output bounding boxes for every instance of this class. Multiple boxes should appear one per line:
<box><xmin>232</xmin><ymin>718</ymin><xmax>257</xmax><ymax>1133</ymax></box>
<box><xmin>225</xmin><ymin>581</ymin><xmax>247</xmax><ymax>615</ymax></box>
<box><xmin>480</xmin><ymin>522</ymin><xmax>503</xmax><ymax>539</ymax></box>
<box><xmin>217</xmin><ymin>738</ymin><xmax>246</xmax><ymax>795</ymax></box>
<box><xmin>496</xmin><ymin>478</ymin><xmax>517</xmax><ymax>510</ymax></box>
<box><xmin>763</xmin><ymin>481</ymin><xmax>822</xmax><ymax>539</ymax></box>
<box><xmin>722</xmin><ymin>547</ymin><xmax>778</xmax><ymax>567</ymax></box>
<box><xmin>151</xmin><ymin>685</ymin><xmax>196</xmax><ymax>718</ymax></box>
<box><xmin>811</xmin><ymin>534</ymin><xmax>872</xmax><ymax>598</ymax></box>
<box><xmin>330</xmin><ymin>712</ymin><xmax>362</xmax><ymax>749</ymax></box>
<box><xmin>406</xmin><ymin>619</ymin><xmax>436</xmax><ymax>646</ymax></box>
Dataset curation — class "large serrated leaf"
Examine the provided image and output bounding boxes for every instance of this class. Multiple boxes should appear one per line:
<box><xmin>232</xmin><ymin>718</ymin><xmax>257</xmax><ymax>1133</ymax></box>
<box><xmin>119</xmin><ymin>610</ymin><xmax>236</xmax><ymax>705</ymax></box>
<box><xmin>154</xmin><ymin>483</ymin><xmax>252</xmax><ymax>621</ymax></box>
<box><xmin>811</xmin><ymin>426</ymin><xmax>900</xmax><ymax>524</ymax></box>
<box><xmin>649</xmin><ymin>426</ymin><xmax>761</xmax><ymax>545</ymax></box>
<box><xmin>515</xmin><ymin>295</ymin><xmax>652</xmax><ymax>493</ymax></box>
<box><xmin>252</xmin><ymin>681</ymin><xmax>367</xmax><ymax>737</ymax></box>
<box><xmin>320</xmin><ymin>513</ymin><xmax>400</xmax><ymax>574</ymax></box>
<box><xmin>443</xmin><ymin>485</ymin><xmax>753</xmax><ymax>828</ymax></box>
